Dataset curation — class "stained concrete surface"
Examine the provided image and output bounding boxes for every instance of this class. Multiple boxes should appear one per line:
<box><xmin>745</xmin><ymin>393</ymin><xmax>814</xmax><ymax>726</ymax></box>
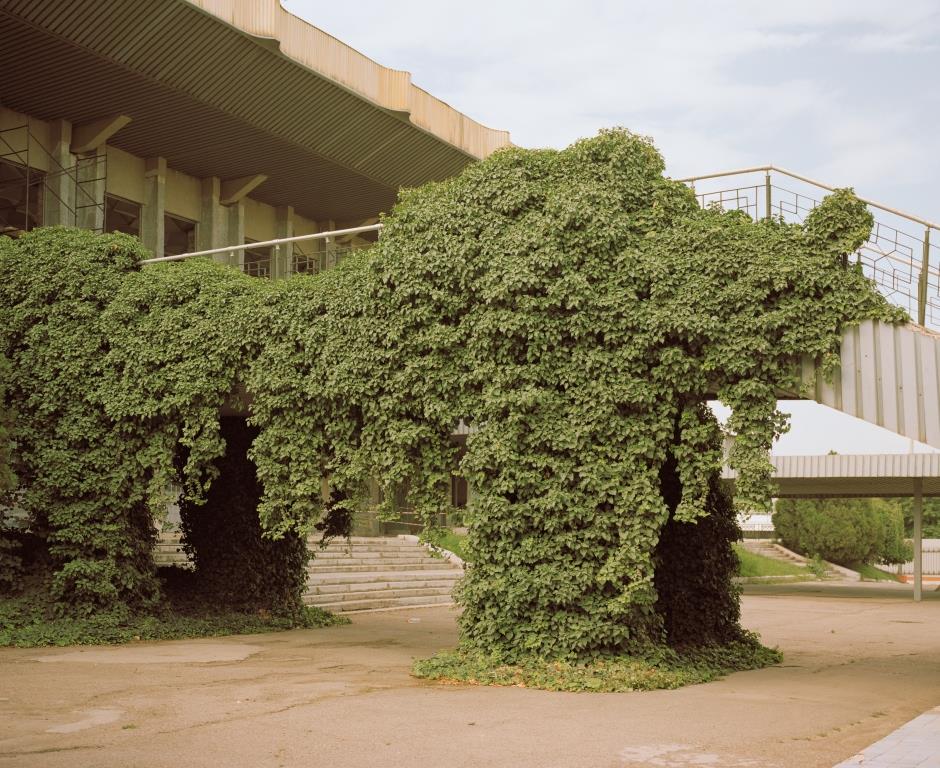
<box><xmin>0</xmin><ymin>591</ymin><xmax>937</xmax><ymax>768</ymax></box>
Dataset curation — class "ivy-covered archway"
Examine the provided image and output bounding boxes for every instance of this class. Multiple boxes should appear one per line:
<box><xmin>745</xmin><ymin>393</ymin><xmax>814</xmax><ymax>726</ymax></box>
<box><xmin>0</xmin><ymin>130</ymin><xmax>902</xmax><ymax>679</ymax></box>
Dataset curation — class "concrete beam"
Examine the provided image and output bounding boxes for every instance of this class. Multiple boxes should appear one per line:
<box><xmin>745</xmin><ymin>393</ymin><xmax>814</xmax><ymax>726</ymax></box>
<box><xmin>220</xmin><ymin>174</ymin><xmax>267</xmax><ymax>205</ymax></box>
<box><xmin>71</xmin><ymin>114</ymin><xmax>131</xmax><ymax>154</ymax></box>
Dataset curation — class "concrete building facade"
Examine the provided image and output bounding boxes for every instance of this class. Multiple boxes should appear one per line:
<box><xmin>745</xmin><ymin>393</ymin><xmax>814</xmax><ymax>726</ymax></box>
<box><xmin>0</xmin><ymin>0</ymin><xmax>511</xmax><ymax>272</ymax></box>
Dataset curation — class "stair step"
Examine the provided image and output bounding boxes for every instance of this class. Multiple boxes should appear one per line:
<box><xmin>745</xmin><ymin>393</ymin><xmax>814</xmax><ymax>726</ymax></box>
<box><xmin>313</xmin><ymin>552</ymin><xmax>423</xmax><ymax>560</ymax></box>
<box><xmin>308</xmin><ymin>578</ymin><xmax>460</xmax><ymax>595</ymax></box>
<box><xmin>313</xmin><ymin>544</ymin><xmax>421</xmax><ymax>552</ymax></box>
<box><xmin>307</xmin><ymin>562</ymin><xmax>460</xmax><ymax>573</ymax></box>
<box><xmin>309</xmin><ymin>586</ymin><xmax>455</xmax><ymax>604</ymax></box>
<box><xmin>304</xmin><ymin>593</ymin><xmax>455</xmax><ymax>612</ymax></box>
<box><xmin>310</xmin><ymin>558</ymin><xmax>442</xmax><ymax>568</ymax></box>
<box><xmin>315</xmin><ymin>539</ymin><xmax>419</xmax><ymax>546</ymax></box>
<box><xmin>307</xmin><ymin>570</ymin><xmax>462</xmax><ymax>585</ymax></box>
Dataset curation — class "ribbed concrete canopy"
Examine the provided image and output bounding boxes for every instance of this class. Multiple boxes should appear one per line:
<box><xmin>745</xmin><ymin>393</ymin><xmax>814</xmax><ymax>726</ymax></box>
<box><xmin>0</xmin><ymin>0</ymin><xmax>511</xmax><ymax>222</ymax></box>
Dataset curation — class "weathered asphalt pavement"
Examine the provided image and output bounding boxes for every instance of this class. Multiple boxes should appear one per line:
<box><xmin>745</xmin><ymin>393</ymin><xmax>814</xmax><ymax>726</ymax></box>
<box><xmin>1</xmin><ymin>586</ymin><xmax>938</xmax><ymax>768</ymax></box>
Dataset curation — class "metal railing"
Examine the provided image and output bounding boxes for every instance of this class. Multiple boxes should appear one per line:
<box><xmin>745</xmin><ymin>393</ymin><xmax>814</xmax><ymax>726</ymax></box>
<box><xmin>678</xmin><ymin>166</ymin><xmax>940</xmax><ymax>329</ymax></box>
<box><xmin>151</xmin><ymin>168</ymin><xmax>939</xmax><ymax>328</ymax></box>
<box><xmin>140</xmin><ymin>223</ymin><xmax>383</xmax><ymax>277</ymax></box>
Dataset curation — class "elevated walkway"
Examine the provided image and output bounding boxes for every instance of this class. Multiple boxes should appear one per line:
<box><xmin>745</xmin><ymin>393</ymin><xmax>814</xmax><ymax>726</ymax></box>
<box><xmin>793</xmin><ymin>320</ymin><xmax>940</xmax><ymax>450</ymax></box>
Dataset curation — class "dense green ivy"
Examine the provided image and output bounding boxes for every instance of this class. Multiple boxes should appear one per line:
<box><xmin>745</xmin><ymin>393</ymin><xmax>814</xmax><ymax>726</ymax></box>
<box><xmin>0</xmin><ymin>354</ymin><xmax>14</xmax><ymax>496</ymax></box>
<box><xmin>0</xmin><ymin>353</ymin><xmax>20</xmax><ymax>592</ymax></box>
<box><xmin>0</xmin><ymin>230</ymin><xmax>159</xmax><ymax>613</ymax></box>
<box><xmin>356</xmin><ymin>130</ymin><xmax>902</xmax><ymax>659</ymax></box>
<box><xmin>0</xmin><ymin>130</ymin><xmax>904</xmax><ymax>657</ymax></box>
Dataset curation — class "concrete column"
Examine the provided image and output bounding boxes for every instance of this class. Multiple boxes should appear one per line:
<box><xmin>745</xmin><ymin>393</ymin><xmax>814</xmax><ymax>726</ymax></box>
<box><xmin>226</xmin><ymin>200</ymin><xmax>245</xmax><ymax>269</ymax></box>
<box><xmin>913</xmin><ymin>478</ymin><xmax>923</xmax><ymax>602</ymax></box>
<box><xmin>141</xmin><ymin>157</ymin><xmax>166</xmax><ymax>259</ymax></box>
<box><xmin>75</xmin><ymin>148</ymin><xmax>106</xmax><ymax>232</ymax></box>
<box><xmin>43</xmin><ymin>119</ymin><xmax>74</xmax><ymax>227</ymax></box>
<box><xmin>197</xmin><ymin>177</ymin><xmax>226</xmax><ymax>257</ymax></box>
<box><xmin>274</xmin><ymin>205</ymin><xmax>294</xmax><ymax>278</ymax></box>
<box><xmin>319</xmin><ymin>219</ymin><xmax>337</xmax><ymax>269</ymax></box>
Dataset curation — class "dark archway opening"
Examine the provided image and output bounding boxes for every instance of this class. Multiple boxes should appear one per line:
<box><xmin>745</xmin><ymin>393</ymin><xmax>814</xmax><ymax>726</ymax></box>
<box><xmin>175</xmin><ymin>416</ymin><xmax>308</xmax><ymax>616</ymax></box>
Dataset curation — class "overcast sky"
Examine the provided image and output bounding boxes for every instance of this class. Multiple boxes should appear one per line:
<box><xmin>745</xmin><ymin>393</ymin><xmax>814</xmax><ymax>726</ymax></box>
<box><xmin>285</xmin><ymin>0</ymin><xmax>940</xmax><ymax>454</ymax></box>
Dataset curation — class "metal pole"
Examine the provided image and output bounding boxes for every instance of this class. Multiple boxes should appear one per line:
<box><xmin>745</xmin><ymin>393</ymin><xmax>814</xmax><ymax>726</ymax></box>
<box><xmin>917</xmin><ymin>228</ymin><xmax>931</xmax><ymax>326</ymax></box>
<box><xmin>764</xmin><ymin>170</ymin><xmax>772</xmax><ymax>221</ymax></box>
<box><xmin>913</xmin><ymin>477</ymin><xmax>923</xmax><ymax>602</ymax></box>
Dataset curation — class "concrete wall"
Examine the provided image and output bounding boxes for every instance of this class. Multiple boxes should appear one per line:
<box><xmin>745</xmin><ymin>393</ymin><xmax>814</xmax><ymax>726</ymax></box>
<box><xmin>1</xmin><ymin>104</ymin><xmax>326</xmax><ymax>265</ymax></box>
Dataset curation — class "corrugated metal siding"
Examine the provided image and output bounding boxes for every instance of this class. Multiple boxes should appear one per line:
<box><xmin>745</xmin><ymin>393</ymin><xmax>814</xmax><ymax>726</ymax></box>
<box><xmin>797</xmin><ymin>321</ymin><xmax>940</xmax><ymax>450</ymax></box>
<box><xmin>0</xmin><ymin>0</ymin><xmax>494</xmax><ymax>221</ymax></box>
<box><xmin>769</xmin><ymin>453</ymin><xmax>940</xmax><ymax>479</ymax></box>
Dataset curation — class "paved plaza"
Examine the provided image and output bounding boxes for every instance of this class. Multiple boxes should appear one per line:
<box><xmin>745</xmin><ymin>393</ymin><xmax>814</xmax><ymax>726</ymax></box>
<box><xmin>834</xmin><ymin>706</ymin><xmax>940</xmax><ymax>768</ymax></box>
<box><xmin>0</xmin><ymin>589</ymin><xmax>937</xmax><ymax>768</ymax></box>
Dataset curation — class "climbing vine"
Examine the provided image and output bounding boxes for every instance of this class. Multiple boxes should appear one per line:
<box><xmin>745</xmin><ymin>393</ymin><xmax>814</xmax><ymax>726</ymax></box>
<box><xmin>358</xmin><ymin>130</ymin><xmax>903</xmax><ymax>659</ymax></box>
<box><xmin>0</xmin><ymin>130</ymin><xmax>904</xmax><ymax>662</ymax></box>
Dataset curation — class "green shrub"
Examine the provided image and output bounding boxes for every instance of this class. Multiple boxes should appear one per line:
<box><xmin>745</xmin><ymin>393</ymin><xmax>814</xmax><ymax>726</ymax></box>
<box><xmin>0</xmin><ymin>568</ymin><xmax>346</xmax><ymax>648</ymax></box>
<box><xmin>654</xmin><ymin>461</ymin><xmax>743</xmax><ymax>647</ymax></box>
<box><xmin>774</xmin><ymin>498</ymin><xmax>911</xmax><ymax>566</ymax></box>
<box><xmin>0</xmin><ymin>229</ymin><xmax>160</xmax><ymax>613</ymax></box>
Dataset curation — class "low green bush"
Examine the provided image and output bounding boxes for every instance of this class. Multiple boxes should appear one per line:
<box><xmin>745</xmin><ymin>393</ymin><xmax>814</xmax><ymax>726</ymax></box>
<box><xmin>0</xmin><ymin>568</ymin><xmax>347</xmax><ymax>648</ymax></box>
<box><xmin>774</xmin><ymin>498</ymin><xmax>911</xmax><ymax>567</ymax></box>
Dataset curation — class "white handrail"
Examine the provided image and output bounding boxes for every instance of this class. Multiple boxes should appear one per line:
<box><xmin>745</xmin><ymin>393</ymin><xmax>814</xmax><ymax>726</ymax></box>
<box><xmin>139</xmin><ymin>223</ymin><xmax>383</xmax><ymax>264</ymax></box>
<box><xmin>677</xmin><ymin>165</ymin><xmax>939</xmax><ymax>231</ymax></box>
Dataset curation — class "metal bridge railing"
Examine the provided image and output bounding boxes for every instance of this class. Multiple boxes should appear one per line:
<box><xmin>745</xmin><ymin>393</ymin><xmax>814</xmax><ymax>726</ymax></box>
<box><xmin>141</xmin><ymin>223</ymin><xmax>383</xmax><ymax>277</ymax></box>
<box><xmin>678</xmin><ymin>166</ymin><xmax>939</xmax><ymax>330</ymax></box>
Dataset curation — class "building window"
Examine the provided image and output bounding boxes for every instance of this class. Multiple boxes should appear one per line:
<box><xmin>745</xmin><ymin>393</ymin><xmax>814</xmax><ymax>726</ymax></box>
<box><xmin>104</xmin><ymin>194</ymin><xmax>141</xmax><ymax>237</ymax></box>
<box><xmin>0</xmin><ymin>157</ymin><xmax>44</xmax><ymax>237</ymax></box>
<box><xmin>244</xmin><ymin>239</ymin><xmax>272</xmax><ymax>278</ymax></box>
<box><xmin>164</xmin><ymin>213</ymin><xmax>196</xmax><ymax>257</ymax></box>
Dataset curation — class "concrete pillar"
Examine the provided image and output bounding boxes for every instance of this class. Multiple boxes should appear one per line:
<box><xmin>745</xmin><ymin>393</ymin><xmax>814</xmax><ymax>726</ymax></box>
<box><xmin>913</xmin><ymin>478</ymin><xmax>923</xmax><ymax>602</ymax></box>
<box><xmin>141</xmin><ymin>157</ymin><xmax>166</xmax><ymax>259</ymax></box>
<box><xmin>319</xmin><ymin>219</ymin><xmax>337</xmax><ymax>269</ymax></box>
<box><xmin>226</xmin><ymin>200</ymin><xmax>245</xmax><ymax>270</ymax></box>
<box><xmin>197</xmin><ymin>177</ymin><xmax>225</xmax><ymax>257</ymax></box>
<box><xmin>274</xmin><ymin>205</ymin><xmax>294</xmax><ymax>278</ymax></box>
<box><xmin>75</xmin><ymin>148</ymin><xmax>106</xmax><ymax>232</ymax></box>
<box><xmin>43</xmin><ymin>119</ymin><xmax>74</xmax><ymax>227</ymax></box>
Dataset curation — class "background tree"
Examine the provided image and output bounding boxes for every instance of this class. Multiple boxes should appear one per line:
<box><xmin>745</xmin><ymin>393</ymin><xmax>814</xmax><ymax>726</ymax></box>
<box><xmin>774</xmin><ymin>498</ymin><xmax>911</xmax><ymax>566</ymax></box>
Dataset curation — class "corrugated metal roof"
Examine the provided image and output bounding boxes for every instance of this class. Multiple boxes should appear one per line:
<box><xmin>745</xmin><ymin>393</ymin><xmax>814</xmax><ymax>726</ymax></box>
<box><xmin>0</xmin><ymin>0</ymin><xmax>508</xmax><ymax>221</ymax></box>
<box><xmin>722</xmin><ymin>453</ymin><xmax>940</xmax><ymax>497</ymax></box>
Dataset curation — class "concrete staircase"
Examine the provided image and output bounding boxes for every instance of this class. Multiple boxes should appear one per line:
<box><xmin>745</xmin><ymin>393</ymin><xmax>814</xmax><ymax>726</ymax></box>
<box><xmin>739</xmin><ymin>539</ymin><xmax>845</xmax><ymax>579</ymax></box>
<box><xmin>154</xmin><ymin>531</ymin><xmax>189</xmax><ymax>568</ymax></box>
<box><xmin>305</xmin><ymin>536</ymin><xmax>463</xmax><ymax>613</ymax></box>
